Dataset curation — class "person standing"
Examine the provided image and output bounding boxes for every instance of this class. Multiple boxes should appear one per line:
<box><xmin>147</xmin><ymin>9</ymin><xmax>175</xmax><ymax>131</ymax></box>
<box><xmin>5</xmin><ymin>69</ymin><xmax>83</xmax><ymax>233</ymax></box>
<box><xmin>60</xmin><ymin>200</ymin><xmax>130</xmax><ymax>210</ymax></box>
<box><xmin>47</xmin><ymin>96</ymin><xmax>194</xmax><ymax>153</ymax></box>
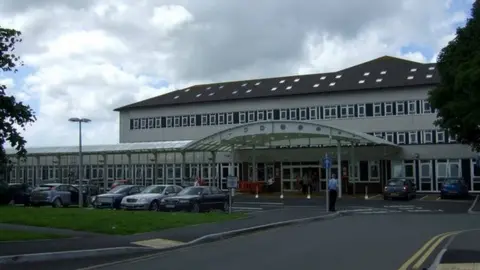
<box><xmin>328</xmin><ymin>173</ymin><xmax>338</xmax><ymax>212</ymax></box>
<box><xmin>302</xmin><ymin>173</ymin><xmax>309</xmax><ymax>194</ymax></box>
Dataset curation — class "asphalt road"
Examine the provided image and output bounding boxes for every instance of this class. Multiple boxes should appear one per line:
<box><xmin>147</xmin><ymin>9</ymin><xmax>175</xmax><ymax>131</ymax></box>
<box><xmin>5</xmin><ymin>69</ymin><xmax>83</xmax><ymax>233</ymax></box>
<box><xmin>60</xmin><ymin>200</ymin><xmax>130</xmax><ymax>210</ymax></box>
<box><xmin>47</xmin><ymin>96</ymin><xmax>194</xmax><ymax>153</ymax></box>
<box><xmin>19</xmin><ymin>213</ymin><xmax>479</xmax><ymax>270</ymax></box>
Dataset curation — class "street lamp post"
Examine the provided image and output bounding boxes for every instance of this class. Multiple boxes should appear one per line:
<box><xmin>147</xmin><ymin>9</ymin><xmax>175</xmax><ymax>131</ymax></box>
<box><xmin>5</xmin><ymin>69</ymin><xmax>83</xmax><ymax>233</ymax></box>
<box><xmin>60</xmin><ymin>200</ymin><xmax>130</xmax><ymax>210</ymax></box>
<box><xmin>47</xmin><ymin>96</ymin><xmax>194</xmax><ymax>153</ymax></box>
<box><xmin>68</xmin><ymin>117</ymin><xmax>91</xmax><ymax>208</ymax></box>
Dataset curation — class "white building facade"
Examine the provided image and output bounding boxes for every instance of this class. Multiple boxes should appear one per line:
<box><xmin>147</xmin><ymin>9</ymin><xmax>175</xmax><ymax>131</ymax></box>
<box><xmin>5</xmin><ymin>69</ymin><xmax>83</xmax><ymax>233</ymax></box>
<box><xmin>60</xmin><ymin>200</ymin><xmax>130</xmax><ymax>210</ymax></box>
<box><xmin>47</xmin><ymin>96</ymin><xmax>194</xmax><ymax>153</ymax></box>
<box><xmin>5</xmin><ymin>56</ymin><xmax>479</xmax><ymax>194</ymax></box>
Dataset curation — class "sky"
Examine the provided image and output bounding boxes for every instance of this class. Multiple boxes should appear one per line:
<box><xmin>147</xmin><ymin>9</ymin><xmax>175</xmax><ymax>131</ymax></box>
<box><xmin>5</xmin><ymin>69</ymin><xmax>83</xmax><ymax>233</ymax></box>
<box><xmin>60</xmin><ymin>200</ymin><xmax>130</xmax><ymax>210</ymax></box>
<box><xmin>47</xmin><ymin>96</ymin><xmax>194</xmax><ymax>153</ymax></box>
<box><xmin>0</xmin><ymin>0</ymin><xmax>475</xmax><ymax>148</ymax></box>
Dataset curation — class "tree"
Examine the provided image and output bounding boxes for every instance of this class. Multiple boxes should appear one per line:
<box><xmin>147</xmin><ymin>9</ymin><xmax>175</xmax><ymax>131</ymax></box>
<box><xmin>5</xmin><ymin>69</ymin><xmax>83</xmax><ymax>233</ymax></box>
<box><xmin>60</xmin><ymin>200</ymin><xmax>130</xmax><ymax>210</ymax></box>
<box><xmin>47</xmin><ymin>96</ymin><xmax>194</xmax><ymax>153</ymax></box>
<box><xmin>0</xmin><ymin>26</ymin><xmax>36</xmax><ymax>170</ymax></box>
<box><xmin>428</xmin><ymin>1</ymin><xmax>480</xmax><ymax>151</ymax></box>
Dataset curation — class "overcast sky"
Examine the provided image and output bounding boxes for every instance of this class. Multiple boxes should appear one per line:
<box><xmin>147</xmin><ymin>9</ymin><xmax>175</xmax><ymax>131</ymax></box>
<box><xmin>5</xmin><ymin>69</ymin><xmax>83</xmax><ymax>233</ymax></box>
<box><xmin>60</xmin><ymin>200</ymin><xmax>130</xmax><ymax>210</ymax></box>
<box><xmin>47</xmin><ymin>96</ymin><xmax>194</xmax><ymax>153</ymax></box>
<box><xmin>0</xmin><ymin>0</ymin><xmax>474</xmax><ymax>147</ymax></box>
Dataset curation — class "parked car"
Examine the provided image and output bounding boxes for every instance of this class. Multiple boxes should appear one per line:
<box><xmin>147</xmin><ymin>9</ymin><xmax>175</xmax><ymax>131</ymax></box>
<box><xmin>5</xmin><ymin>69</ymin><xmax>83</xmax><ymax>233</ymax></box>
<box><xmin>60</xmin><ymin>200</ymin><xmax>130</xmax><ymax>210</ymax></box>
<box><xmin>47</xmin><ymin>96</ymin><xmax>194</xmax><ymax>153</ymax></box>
<box><xmin>7</xmin><ymin>183</ymin><xmax>33</xmax><ymax>205</ymax></box>
<box><xmin>121</xmin><ymin>184</ymin><xmax>183</xmax><ymax>211</ymax></box>
<box><xmin>383</xmin><ymin>178</ymin><xmax>416</xmax><ymax>200</ymax></box>
<box><xmin>111</xmin><ymin>180</ymin><xmax>131</xmax><ymax>190</ymax></box>
<box><xmin>440</xmin><ymin>178</ymin><xmax>469</xmax><ymax>199</ymax></box>
<box><xmin>159</xmin><ymin>186</ymin><xmax>229</xmax><ymax>213</ymax></box>
<box><xmin>92</xmin><ymin>185</ymin><xmax>143</xmax><ymax>209</ymax></box>
<box><xmin>30</xmin><ymin>183</ymin><xmax>86</xmax><ymax>207</ymax></box>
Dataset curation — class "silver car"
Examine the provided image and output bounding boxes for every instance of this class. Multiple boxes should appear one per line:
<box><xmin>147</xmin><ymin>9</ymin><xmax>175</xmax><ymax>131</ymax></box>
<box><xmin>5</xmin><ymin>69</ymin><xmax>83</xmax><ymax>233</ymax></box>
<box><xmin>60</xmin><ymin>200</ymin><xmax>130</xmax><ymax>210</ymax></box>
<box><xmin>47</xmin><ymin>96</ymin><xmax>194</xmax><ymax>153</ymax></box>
<box><xmin>120</xmin><ymin>185</ymin><xmax>182</xmax><ymax>211</ymax></box>
<box><xmin>30</xmin><ymin>183</ymin><xmax>83</xmax><ymax>207</ymax></box>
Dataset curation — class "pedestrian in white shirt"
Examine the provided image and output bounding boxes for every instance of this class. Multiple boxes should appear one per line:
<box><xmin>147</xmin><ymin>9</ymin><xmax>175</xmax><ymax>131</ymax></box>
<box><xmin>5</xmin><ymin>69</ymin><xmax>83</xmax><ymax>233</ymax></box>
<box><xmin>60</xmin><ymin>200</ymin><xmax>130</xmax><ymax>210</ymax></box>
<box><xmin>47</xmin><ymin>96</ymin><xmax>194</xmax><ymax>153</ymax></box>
<box><xmin>328</xmin><ymin>174</ymin><xmax>338</xmax><ymax>212</ymax></box>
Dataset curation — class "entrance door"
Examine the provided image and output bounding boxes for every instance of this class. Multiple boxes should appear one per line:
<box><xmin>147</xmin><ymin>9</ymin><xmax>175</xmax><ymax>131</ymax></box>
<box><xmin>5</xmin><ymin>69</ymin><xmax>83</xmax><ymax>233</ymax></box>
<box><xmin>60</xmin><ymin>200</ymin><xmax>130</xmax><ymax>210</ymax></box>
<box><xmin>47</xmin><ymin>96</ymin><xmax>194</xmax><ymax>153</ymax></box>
<box><xmin>436</xmin><ymin>159</ymin><xmax>461</xmax><ymax>191</ymax></box>
<box><xmin>419</xmin><ymin>160</ymin><xmax>433</xmax><ymax>191</ymax></box>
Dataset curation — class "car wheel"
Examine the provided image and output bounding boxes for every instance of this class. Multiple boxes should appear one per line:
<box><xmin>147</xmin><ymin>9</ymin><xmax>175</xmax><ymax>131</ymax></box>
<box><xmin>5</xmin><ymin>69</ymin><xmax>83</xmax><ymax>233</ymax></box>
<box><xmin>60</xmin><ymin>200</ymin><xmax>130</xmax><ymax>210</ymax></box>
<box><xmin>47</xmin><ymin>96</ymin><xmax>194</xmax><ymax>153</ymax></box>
<box><xmin>222</xmin><ymin>201</ymin><xmax>229</xmax><ymax>212</ymax></box>
<box><xmin>191</xmin><ymin>203</ymin><xmax>200</xmax><ymax>213</ymax></box>
<box><xmin>149</xmin><ymin>200</ymin><xmax>159</xmax><ymax>211</ymax></box>
<box><xmin>52</xmin><ymin>198</ymin><xmax>63</xmax><ymax>208</ymax></box>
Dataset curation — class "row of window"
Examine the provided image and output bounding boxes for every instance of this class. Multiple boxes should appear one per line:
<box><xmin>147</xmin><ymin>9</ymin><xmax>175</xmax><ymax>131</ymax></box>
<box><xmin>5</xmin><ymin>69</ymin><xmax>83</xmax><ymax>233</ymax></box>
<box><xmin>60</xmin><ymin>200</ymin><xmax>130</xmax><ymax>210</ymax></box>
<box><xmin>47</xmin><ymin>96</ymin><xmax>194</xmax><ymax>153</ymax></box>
<box><xmin>367</xmin><ymin>130</ymin><xmax>455</xmax><ymax>145</ymax></box>
<box><xmin>129</xmin><ymin>99</ymin><xmax>433</xmax><ymax>129</ymax></box>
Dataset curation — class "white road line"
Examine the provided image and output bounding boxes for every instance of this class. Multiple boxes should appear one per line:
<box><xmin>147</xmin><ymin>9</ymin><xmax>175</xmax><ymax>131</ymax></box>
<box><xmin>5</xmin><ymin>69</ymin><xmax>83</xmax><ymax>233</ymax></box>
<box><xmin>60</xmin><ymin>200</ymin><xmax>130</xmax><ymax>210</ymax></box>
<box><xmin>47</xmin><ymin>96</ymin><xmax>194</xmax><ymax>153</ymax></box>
<box><xmin>418</xmin><ymin>195</ymin><xmax>428</xmax><ymax>200</ymax></box>
<box><xmin>357</xmin><ymin>211</ymin><xmax>390</xmax><ymax>214</ymax></box>
<box><xmin>436</xmin><ymin>196</ymin><xmax>441</xmax><ymax>201</ymax></box>
<box><xmin>234</xmin><ymin>201</ymin><xmax>284</xmax><ymax>206</ymax></box>
<box><xmin>231</xmin><ymin>207</ymin><xmax>263</xmax><ymax>211</ymax></box>
<box><xmin>406</xmin><ymin>209</ymin><xmax>434</xmax><ymax>213</ymax></box>
<box><xmin>366</xmin><ymin>194</ymin><xmax>382</xmax><ymax>200</ymax></box>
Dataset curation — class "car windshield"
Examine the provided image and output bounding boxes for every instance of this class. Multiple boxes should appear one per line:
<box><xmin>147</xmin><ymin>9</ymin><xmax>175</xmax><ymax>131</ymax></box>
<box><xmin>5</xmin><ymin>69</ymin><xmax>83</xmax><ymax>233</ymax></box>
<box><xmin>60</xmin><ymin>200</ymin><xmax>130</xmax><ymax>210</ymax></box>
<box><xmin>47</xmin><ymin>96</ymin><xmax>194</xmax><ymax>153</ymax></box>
<box><xmin>108</xmin><ymin>186</ymin><xmax>130</xmax><ymax>194</ymax></box>
<box><xmin>141</xmin><ymin>185</ymin><xmax>166</xmax><ymax>194</ymax></box>
<box><xmin>387</xmin><ymin>180</ymin><xmax>405</xmax><ymax>186</ymax></box>
<box><xmin>35</xmin><ymin>184</ymin><xmax>57</xmax><ymax>191</ymax></box>
<box><xmin>177</xmin><ymin>187</ymin><xmax>204</xmax><ymax>196</ymax></box>
<box><xmin>444</xmin><ymin>179</ymin><xmax>462</xmax><ymax>185</ymax></box>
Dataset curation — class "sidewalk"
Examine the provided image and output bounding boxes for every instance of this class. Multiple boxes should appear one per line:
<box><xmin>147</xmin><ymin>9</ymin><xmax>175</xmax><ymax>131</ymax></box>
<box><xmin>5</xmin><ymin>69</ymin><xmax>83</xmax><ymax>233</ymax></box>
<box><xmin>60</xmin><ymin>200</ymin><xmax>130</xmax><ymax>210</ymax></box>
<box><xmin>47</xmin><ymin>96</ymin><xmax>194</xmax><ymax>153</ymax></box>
<box><xmin>127</xmin><ymin>207</ymin><xmax>333</xmax><ymax>243</ymax></box>
<box><xmin>431</xmin><ymin>230</ymin><xmax>480</xmax><ymax>269</ymax></box>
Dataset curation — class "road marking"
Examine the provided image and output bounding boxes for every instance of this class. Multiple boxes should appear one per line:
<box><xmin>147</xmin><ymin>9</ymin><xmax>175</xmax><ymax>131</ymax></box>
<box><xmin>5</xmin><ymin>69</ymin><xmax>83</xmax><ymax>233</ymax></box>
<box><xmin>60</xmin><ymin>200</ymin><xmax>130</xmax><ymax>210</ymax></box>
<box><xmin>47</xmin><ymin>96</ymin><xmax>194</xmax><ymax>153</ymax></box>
<box><xmin>436</xmin><ymin>263</ymin><xmax>477</xmax><ymax>270</ymax></box>
<box><xmin>132</xmin><ymin>238</ymin><xmax>184</xmax><ymax>249</ymax></box>
<box><xmin>367</xmin><ymin>194</ymin><xmax>382</xmax><ymax>200</ymax></box>
<box><xmin>412</xmin><ymin>231</ymin><xmax>460</xmax><ymax>269</ymax></box>
<box><xmin>418</xmin><ymin>195</ymin><xmax>427</xmax><ymax>200</ymax></box>
<box><xmin>231</xmin><ymin>206</ymin><xmax>263</xmax><ymax>210</ymax></box>
<box><xmin>397</xmin><ymin>231</ymin><xmax>457</xmax><ymax>270</ymax></box>
<box><xmin>468</xmin><ymin>195</ymin><xmax>480</xmax><ymax>214</ymax></box>
<box><xmin>436</xmin><ymin>196</ymin><xmax>442</xmax><ymax>201</ymax></box>
<box><xmin>234</xmin><ymin>201</ymin><xmax>283</xmax><ymax>206</ymax></box>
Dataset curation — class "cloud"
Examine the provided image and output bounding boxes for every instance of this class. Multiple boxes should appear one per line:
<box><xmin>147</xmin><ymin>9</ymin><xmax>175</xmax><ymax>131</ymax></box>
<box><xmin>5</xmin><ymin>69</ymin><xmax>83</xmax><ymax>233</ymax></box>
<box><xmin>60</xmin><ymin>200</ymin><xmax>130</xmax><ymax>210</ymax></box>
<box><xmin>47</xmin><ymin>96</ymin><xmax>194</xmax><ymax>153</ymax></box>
<box><xmin>0</xmin><ymin>0</ymin><xmax>471</xmax><ymax>147</ymax></box>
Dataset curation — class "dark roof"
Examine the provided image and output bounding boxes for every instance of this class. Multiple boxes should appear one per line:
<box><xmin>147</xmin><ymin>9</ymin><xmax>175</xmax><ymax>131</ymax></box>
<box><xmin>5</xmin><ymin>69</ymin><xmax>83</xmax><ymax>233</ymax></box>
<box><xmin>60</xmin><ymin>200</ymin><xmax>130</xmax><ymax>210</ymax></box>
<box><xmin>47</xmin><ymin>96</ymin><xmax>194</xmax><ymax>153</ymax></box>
<box><xmin>115</xmin><ymin>56</ymin><xmax>440</xmax><ymax>111</ymax></box>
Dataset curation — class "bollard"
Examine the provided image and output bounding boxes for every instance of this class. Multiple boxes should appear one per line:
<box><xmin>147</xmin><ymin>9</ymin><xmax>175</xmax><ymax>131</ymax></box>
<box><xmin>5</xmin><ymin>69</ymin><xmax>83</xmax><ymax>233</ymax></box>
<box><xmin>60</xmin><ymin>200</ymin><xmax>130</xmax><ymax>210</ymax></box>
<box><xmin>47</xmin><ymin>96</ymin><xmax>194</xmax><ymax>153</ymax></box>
<box><xmin>364</xmin><ymin>186</ymin><xmax>369</xmax><ymax>200</ymax></box>
<box><xmin>307</xmin><ymin>186</ymin><xmax>311</xmax><ymax>199</ymax></box>
<box><xmin>255</xmin><ymin>185</ymin><xmax>259</xmax><ymax>199</ymax></box>
<box><xmin>280</xmin><ymin>193</ymin><xmax>284</xmax><ymax>199</ymax></box>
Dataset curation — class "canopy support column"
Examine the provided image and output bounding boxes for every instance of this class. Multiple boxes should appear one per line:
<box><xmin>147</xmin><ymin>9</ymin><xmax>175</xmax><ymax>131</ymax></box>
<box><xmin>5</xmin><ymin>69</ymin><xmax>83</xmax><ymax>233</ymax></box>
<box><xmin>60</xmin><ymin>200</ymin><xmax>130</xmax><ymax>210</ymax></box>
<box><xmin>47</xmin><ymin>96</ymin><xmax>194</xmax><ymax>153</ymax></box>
<box><xmin>336</xmin><ymin>140</ymin><xmax>342</xmax><ymax>198</ymax></box>
<box><xmin>210</xmin><ymin>151</ymin><xmax>217</xmax><ymax>187</ymax></box>
<box><xmin>350</xmin><ymin>143</ymin><xmax>356</xmax><ymax>196</ymax></box>
<box><xmin>252</xmin><ymin>145</ymin><xmax>257</xmax><ymax>182</ymax></box>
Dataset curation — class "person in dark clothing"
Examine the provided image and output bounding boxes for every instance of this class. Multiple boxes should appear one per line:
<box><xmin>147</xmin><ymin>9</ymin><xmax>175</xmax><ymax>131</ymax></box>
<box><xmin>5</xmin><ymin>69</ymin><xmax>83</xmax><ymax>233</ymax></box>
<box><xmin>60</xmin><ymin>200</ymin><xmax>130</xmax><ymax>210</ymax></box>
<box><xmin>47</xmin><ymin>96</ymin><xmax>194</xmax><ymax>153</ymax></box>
<box><xmin>328</xmin><ymin>173</ymin><xmax>338</xmax><ymax>212</ymax></box>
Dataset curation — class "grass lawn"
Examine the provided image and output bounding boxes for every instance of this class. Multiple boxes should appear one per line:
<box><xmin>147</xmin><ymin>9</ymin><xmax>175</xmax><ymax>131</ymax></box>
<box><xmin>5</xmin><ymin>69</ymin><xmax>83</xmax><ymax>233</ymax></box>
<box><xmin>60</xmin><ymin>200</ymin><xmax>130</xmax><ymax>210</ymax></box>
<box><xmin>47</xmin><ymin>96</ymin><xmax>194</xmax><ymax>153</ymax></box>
<box><xmin>0</xmin><ymin>229</ymin><xmax>68</xmax><ymax>242</ymax></box>
<box><xmin>0</xmin><ymin>207</ymin><xmax>244</xmax><ymax>235</ymax></box>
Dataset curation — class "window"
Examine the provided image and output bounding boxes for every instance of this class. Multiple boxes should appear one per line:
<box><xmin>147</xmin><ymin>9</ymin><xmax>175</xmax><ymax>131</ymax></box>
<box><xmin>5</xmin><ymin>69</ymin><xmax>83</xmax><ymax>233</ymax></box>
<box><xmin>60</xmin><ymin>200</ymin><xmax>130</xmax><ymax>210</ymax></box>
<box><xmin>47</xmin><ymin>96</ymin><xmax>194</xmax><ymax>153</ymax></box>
<box><xmin>397</xmin><ymin>132</ymin><xmax>406</xmax><ymax>144</ymax></box>
<box><xmin>408</xmin><ymin>101</ymin><xmax>416</xmax><ymax>114</ymax></box>
<box><xmin>340</xmin><ymin>105</ymin><xmax>348</xmax><ymax>118</ymax></box>
<box><xmin>357</xmin><ymin>104</ymin><xmax>365</xmax><ymax>117</ymax></box>
<box><xmin>166</xmin><ymin>117</ymin><xmax>173</xmax><ymax>127</ymax></box>
<box><xmin>133</xmin><ymin>119</ymin><xmax>139</xmax><ymax>129</ymax></box>
<box><xmin>155</xmin><ymin>117</ymin><xmax>161</xmax><ymax>128</ymax></box>
<box><xmin>323</xmin><ymin>106</ymin><xmax>337</xmax><ymax>119</ymax></box>
<box><xmin>369</xmin><ymin>161</ymin><xmax>380</xmax><ymax>180</ymax></box>
<box><xmin>248</xmin><ymin>111</ymin><xmax>255</xmax><ymax>122</ymax></box>
<box><xmin>384</xmin><ymin>102</ymin><xmax>393</xmax><ymax>115</ymax></box>
<box><xmin>280</xmin><ymin>109</ymin><xmax>288</xmax><ymax>120</ymax></box>
<box><xmin>448</xmin><ymin>133</ymin><xmax>457</xmax><ymax>143</ymax></box>
<box><xmin>396</xmin><ymin>101</ymin><xmax>405</xmax><ymax>115</ymax></box>
<box><xmin>423</xmin><ymin>100</ymin><xmax>431</xmax><ymax>113</ymax></box>
<box><xmin>140</xmin><ymin>118</ymin><xmax>146</xmax><ymax>129</ymax></box>
<box><xmin>239</xmin><ymin>112</ymin><xmax>246</xmax><ymax>123</ymax></box>
<box><xmin>218</xmin><ymin>113</ymin><xmax>225</xmax><ymax>124</ymax></box>
<box><xmin>385</xmin><ymin>132</ymin><xmax>394</xmax><ymax>143</ymax></box>
<box><xmin>373</xmin><ymin>103</ymin><xmax>382</xmax><ymax>116</ymax></box>
<box><xmin>189</xmin><ymin>115</ymin><xmax>196</xmax><ymax>126</ymax></box>
<box><xmin>289</xmin><ymin>108</ymin><xmax>297</xmax><ymax>120</ymax></box>
<box><xmin>423</xmin><ymin>131</ymin><xmax>433</xmax><ymax>143</ymax></box>
<box><xmin>408</xmin><ymin>131</ymin><xmax>418</xmax><ymax>144</ymax></box>
<box><xmin>299</xmin><ymin>108</ymin><xmax>307</xmax><ymax>120</ymax></box>
<box><xmin>373</xmin><ymin>132</ymin><xmax>383</xmax><ymax>138</ymax></box>
<box><xmin>257</xmin><ymin>111</ymin><xmax>265</xmax><ymax>121</ymax></box>
<box><xmin>227</xmin><ymin>113</ymin><xmax>233</xmax><ymax>124</ymax></box>
<box><xmin>209</xmin><ymin>114</ymin><xmax>216</xmax><ymax>125</ymax></box>
<box><xmin>347</xmin><ymin>105</ymin><xmax>355</xmax><ymax>117</ymax></box>
<box><xmin>174</xmin><ymin>116</ymin><xmax>180</xmax><ymax>127</ymax></box>
<box><xmin>436</xmin><ymin>130</ymin><xmax>445</xmax><ymax>143</ymax></box>
<box><xmin>266</xmin><ymin>110</ymin><xmax>273</xmax><ymax>120</ymax></box>
<box><xmin>201</xmin><ymin>114</ymin><xmax>208</xmax><ymax>126</ymax></box>
<box><xmin>182</xmin><ymin>116</ymin><xmax>188</xmax><ymax>126</ymax></box>
<box><xmin>147</xmin><ymin>118</ymin><xmax>154</xmax><ymax>128</ymax></box>
<box><xmin>309</xmin><ymin>107</ymin><xmax>317</xmax><ymax>120</ymax></box>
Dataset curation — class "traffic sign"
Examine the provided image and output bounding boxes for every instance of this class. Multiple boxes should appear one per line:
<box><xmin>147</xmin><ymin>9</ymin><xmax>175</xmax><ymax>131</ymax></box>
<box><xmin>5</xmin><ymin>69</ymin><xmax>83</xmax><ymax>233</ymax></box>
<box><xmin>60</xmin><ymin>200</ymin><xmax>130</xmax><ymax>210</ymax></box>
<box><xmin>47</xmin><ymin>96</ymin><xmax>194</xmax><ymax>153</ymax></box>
<box><xmin>227</xmin><ymin>176</ymin><xmax>238</xmax><ymax>189</ymax></box>
<box><xmin>323</xmin><ymin>155</ymin><xmax>332</xmax><ymax>169</ymax></box>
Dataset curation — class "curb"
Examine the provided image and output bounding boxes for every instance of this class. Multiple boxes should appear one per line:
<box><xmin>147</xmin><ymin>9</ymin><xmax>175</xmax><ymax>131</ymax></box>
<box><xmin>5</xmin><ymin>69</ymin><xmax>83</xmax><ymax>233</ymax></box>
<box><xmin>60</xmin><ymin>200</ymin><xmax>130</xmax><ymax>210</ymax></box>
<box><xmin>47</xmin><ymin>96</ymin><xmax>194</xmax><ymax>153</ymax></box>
<box><xmin>0</xmin><ymin>246</ymin><xmax>153</xmax><ymax>265</ymax></box>
<box><xmin>468</xmin><ymin>195</ymin><xmax>480</xmax><ymax>214</ymax></box>
<box><xmin>0</xmin><ymin>212</ymin><xmax>341</xmax><ymax>265</ymax></box>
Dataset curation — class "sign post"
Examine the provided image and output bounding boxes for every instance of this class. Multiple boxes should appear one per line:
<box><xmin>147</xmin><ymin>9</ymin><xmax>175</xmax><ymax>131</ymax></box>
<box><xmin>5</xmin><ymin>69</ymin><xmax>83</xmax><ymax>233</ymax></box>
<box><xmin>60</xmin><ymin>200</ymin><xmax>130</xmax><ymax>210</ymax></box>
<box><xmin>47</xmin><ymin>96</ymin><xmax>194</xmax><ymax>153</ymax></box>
<box><xmin>323</xmin><ymin>154</ymin><xmax>332</xmax><ymax>212</ymax></box>
<box><xmin>226</xmin><ymin>175</ymin><xmax>238</xmax><ymax>214</ymax></box>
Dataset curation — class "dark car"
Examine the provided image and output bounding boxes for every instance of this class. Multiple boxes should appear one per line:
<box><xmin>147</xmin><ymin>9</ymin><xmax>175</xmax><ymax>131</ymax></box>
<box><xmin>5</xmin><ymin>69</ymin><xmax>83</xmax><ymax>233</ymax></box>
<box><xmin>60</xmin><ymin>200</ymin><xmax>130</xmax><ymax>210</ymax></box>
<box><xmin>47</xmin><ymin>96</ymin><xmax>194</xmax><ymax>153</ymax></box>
<box><xmin>383</xmin><ymin>178</ymin><xmax>416</xmax><ymax>200</ymax></box>
<box><xmin>7</xmin><ymin>183</ymin><xmax>33</xmax><ymax>206</ymax></box>
<box><xmin>92</xmin><ymin>185</ymin><xmax>143</xmax><ymax>209</ymax></box>
<box><xmin>440</xmin><ymin>178</ymin><xmax>469</xmax><ymax>199</ymax></box>
<box><xmin>159</xmin><ymin>186</ymin><xmax>229</xmax><ymax>213</ymax></box>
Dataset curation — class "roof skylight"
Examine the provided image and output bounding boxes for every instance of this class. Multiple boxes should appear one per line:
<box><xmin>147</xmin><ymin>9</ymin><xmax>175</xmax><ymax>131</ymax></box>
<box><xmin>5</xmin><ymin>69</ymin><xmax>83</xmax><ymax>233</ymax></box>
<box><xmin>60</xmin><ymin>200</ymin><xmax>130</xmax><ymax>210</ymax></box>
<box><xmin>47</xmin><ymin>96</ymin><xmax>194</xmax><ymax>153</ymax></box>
<box><xmin>428</xmin><ymin>66</ymin><xmax>435</xmax><ymax>70</ymax></box>
<box><xmin>241</xmin><ymin>83</ymin><xmax>247</xmax><ymax>87</ymax></box>
<box><xmin>426</xmin><ymin>74</ymin><xmax>433</xmax><ymax>79</ymax></box>
<box><xmin>313</xmin><ymin>83</ymin><xmax>320</xmax><ymax>88</ymax></box>
<box><xmin>380</xmin><ymin>70</ymin><xmax>387</xmax><ymax>75</ymax></box>
<box><xmin>294</xmin><ymin>78</ymin><xmax>300</xmax><ymax>82</ymax></box>
<box><xmin>246</xmin><ymin>89</ymin><xmax>252</xmax><ymax>93</ymax></box>
<box><xmin>271</xmin><ymin>87</ymin><xmax>277</xmax><ymax>91</ymax></box>
<box><xmin>184</xmin><ymin>88</ymin><xmax>190</xmax><ymax>92</ymax></box>
<box><xmin>279</xmin><ymin>79</ymin><xmax>285</xmax><ymax>84</ymax></box>
<box><xmin>320</xmin><ymin>76</ymin><xmax>326</xmax><ymax>80</ymax></box>
<box><xmin>196</xmin><ymin>93</ymin><xmax>202</xmax><ymax>97</ymax></box>
<box><xmin>206</xmin><ymin>86</ymin><xmax>211</xmax><ymax>90</ymax></box>
<box><xmin>232</xmin><ymin>90</ymin><xmax>238</xmax><ymax>94</ymax></box>
<box><xmin>335</xmin><ymin>74</ymin><xmax>342</xmax><ymax>79</ymax></box>
<box><xmin>219</xmin><ymin>85</ymin><xmax>224</xmax><ymax>89</ymax></box>
<box><xmin>364</xmin><ymin>72</ymin><xmax>370</xmax><ymax>76</ymax></box>
<box><xmin>410</xmin><ymin>68</ymin><xmax>417</xmax><ymax>72</ymax></box>
<box><xmin>358</xmin><ymin>80</ymin><xmax>365</xmax><ymax>84</ymax></box>
<box><xmin>407</xmin><ymin>76</ymin><xmax>414</xmax><ymax>80</ymax></box>
<box><xmin>286</xmin><ymin>86</ymin><xmax>292</xmax><ymax>90</ymax></box>
<box><xmin>376</xmin><ymin>78</ymin><xmax>383</xmax><ymax>83</ymax></box>
<box><xmin>329</xmin><ymin>82</ymin><xmax>336</xmax><ymax>86</ymax></box>
<box><xmin>208</xmin><ymin>92</ymin><xmax>214</xmax><ymax>96</ymax></box>
<box><xmin>174</xmin><ymin>95</ymin><xmax>179</xmax><ymax>99</ymax></box>
<box><xmin>255</xmin><ymin>82</ymin><xmax>261</xmax><ymax>86</ymax></box>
